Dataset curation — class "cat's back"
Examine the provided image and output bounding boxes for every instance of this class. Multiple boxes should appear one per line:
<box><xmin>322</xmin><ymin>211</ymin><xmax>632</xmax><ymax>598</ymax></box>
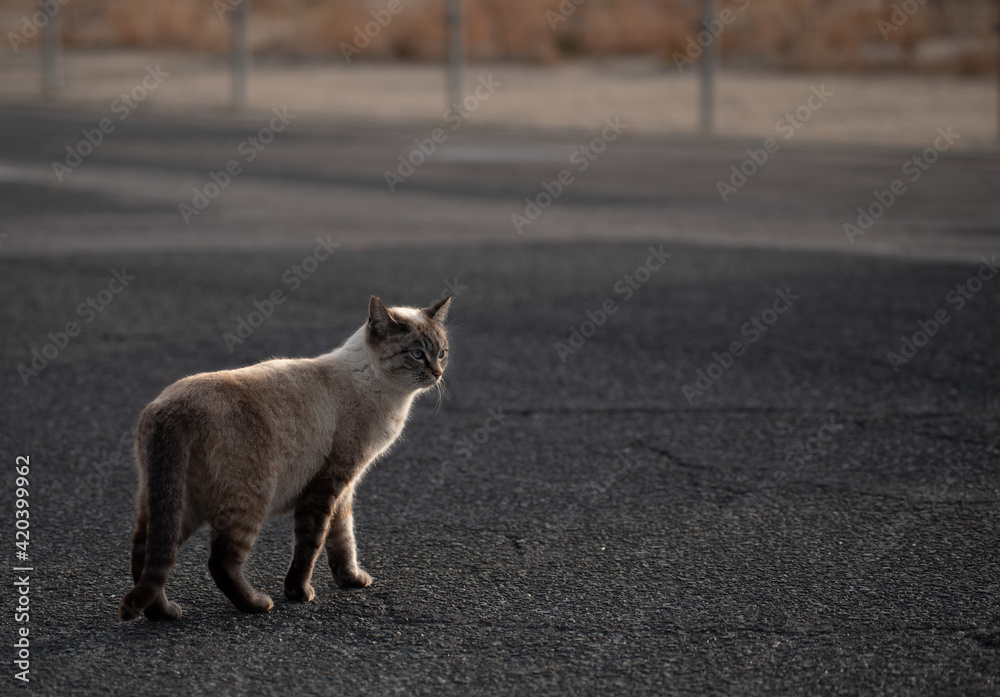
<box><xmin>140</xmin><ymin>356</ymin><xmax>333</xmax><ymax>438</ymax></box>
<box><xmin>135</xmin><ymin>356</ymin><xmax>345</xmax><ymax>493</ymax></box>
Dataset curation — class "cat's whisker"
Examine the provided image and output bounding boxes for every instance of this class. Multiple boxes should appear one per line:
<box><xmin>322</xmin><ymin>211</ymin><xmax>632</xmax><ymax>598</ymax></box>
<box><xmin>432</xmin><ymin>379</ymin><xmax>446</xmax><ymax>416</ymax></box>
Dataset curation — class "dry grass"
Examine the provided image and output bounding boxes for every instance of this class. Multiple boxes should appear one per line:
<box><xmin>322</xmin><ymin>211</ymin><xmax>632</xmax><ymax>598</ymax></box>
<box><xmin>0</xmin><ymin>0</ymin><xmax>996</xmax><ymax>73</ymax></box>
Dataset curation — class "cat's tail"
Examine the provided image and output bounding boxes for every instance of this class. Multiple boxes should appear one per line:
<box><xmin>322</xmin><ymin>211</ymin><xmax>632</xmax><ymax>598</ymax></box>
<box><xmin>119</xmin><ymin>406</ymin><xmax>193</xmax><ymax>621</ymax></box>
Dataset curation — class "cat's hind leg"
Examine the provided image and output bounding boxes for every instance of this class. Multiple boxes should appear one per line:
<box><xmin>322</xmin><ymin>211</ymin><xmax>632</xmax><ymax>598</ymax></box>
<box><xmin>120</xmin><ymin>419</ymin><xmax>191</xmax><ymax>622</ymax></box>
<box><xmin>325</xmin><ymin>486</ymin><xmax>372</xmax><ymax>588</ymax></box>
<box><xmin>123</xmin><ymin>499</ymin><xmax>181</xmax><ymax>621</ymax></box>
<box><xmin>208</xmin><ymin>509</ymin><xmax>273</xmax><ymax>614</ymax></box>
<box><xmin>126</xmin><ymin>495</ymin><xmax>200</xmax><ymax>621</ymax></box>
<box><xmin>129</xmin><ymin>495</ymin><xmax>149</xmax><ymax>585</ymax></box>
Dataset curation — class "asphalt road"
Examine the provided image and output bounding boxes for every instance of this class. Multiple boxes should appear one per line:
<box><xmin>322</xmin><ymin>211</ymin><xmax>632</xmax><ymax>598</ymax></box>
<box><xmin>0</xmin><ymin>105</ymin><xmax>997</xmax><ymax>258</ymax></box>
<box><xmin>0</xmin><ymin>107</ymin><xmax>998</xmax><ymax>696</ymax></box>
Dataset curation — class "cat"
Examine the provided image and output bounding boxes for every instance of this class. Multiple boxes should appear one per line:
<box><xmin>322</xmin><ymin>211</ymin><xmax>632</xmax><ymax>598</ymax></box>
<box><xmin>119</xmin><ymin>295</ymin><xmax>451</xmax><ymax>621</ymax></box>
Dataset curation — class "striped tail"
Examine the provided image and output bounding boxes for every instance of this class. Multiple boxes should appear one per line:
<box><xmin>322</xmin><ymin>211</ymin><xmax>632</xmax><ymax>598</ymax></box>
<box><xmin>119</xmin><ymin>413</ymin><xmax>191</xmax><ymax>621</ymax></box>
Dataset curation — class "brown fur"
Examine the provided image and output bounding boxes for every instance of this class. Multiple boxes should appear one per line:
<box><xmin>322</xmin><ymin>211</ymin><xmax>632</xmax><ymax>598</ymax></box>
<box><xmin>119</xmin><ymin>295</ymin><xmax>450</xmax><ymax>621</ymax></box>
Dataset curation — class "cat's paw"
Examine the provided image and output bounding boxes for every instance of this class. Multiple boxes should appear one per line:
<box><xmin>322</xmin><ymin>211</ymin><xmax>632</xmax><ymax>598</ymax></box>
<box><xmin>284</xmin><ymin>582</ymin><xmax>315</xmax><ymax>603</ymax></box>
<box><xmin>237</xmin><ymin>594</ymin><xmax>274</xmax><ymax>614</ymax></box>
<box><xmin>118</xmin><ymin>597</ymin><xmax>144</xmax><ymax>622</ymax></box>
<box><xmin>145</xmin><ymin>601</ymin><xmax>183</xmax><ymax>621</ymax></box>
<box><xmin>335</xmin><ymin>567</ymin><xmax>372</xmax><ymax>588</ymax></box>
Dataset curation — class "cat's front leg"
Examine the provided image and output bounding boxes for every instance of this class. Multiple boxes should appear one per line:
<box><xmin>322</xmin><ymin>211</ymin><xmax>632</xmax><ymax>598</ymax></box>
<box><xmin>325</xmin><ymin>486</ymin><xmax>372</xmax><ymax>588</ymax></box>
<box><xmin>283</xmin><ymin>479</ymin><xmax>339</xmax><ymax>602</ymax></box>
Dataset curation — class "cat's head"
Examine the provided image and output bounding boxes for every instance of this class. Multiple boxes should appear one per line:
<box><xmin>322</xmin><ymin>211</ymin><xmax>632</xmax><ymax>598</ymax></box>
<box><xmin>366</xmin><ymin>295</ymin><xmax>451</xmax><ymax>392</ymax></box>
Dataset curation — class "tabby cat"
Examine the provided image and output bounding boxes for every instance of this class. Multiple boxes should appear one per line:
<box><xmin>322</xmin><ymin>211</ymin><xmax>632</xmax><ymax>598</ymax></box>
<box><xmin>120</xmin><ymin>295</ymin><xmax>450</xmax><ymax>621</ymax></box>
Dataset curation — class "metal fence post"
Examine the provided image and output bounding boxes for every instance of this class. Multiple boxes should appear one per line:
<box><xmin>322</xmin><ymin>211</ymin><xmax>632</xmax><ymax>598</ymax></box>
<box><xmin>232</xmin><ymin>0</ymin><xmax>250</xmax><ymax>109</ymax></box>
<box><xmin>41</xmin><ymin>1</ymin><xmax>62</xmax><ymax>98</ymax></box>
<box><xmin>700</xmin><ymin>0</ymin><xmax>716</xmax><ymax>135</ymax></box>
<box><xmin>446</xmin><ymin>0</ymin><xmax>464</xmax><ymax>109</ymax></box>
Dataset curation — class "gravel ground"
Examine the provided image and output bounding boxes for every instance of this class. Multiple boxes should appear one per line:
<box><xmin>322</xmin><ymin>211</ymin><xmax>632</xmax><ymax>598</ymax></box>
<box><xmin>0</xmin><ymin>107</ymin><xmax>998</xmax><ymax>695</ymax></box>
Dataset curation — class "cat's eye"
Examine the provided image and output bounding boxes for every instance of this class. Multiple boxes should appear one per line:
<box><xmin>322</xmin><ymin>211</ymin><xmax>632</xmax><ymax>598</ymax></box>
<box><xmin>438</xmin><ymin>350</ymin><xmax>446</xmax><ymax>359</ymax></box>
<box><xmin>409</xmin><ymin>348</ymin><xmax>424</xmax><ymax>360</ymax></box>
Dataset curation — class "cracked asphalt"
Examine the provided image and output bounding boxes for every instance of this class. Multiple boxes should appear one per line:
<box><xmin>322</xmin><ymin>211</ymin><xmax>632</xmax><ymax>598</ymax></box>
<box><xmin>0</xmin><ymin>107</ymin><xmax>998</xmax><ymax>696</ymax></box>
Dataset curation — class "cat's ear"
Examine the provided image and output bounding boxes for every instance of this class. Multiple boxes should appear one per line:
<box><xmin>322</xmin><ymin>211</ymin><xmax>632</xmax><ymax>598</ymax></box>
<box><xmin>368</xmin><ymin>295</ymin><xmax>403</xmax><ymax>338</ymax></box>
<box><xmin>423</xmin><ymin>296</ymin><xmax>452</xmax><ymax>323</ymax></box>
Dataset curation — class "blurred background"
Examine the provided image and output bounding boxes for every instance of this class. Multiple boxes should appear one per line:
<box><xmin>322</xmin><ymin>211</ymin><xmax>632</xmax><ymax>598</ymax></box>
<box><xmin>1</xmin><ymin>0</ymin><xmax>998</xmax><ymax>258</ymax></box>
<box><xmin>2</xmin><ymin>0</ymin><xmax>996</xmax><ymax>67</ymax></box>
<box><xmin>2</xmin><ymin>5</ymin><xmax>1000</xmax><ymax>694</ymax></box>
<box><xmin>0</xmin><ymin>0</ymin><xmax>997</xmax><ymax>145</ymax></box>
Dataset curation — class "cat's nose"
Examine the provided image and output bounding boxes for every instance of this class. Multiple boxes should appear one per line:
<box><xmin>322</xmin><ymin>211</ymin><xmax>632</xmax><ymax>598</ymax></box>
<box><xmin>430</xmin><ymin>368</ymin><xmax>442</xmax><ymax>379</ymax></box>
